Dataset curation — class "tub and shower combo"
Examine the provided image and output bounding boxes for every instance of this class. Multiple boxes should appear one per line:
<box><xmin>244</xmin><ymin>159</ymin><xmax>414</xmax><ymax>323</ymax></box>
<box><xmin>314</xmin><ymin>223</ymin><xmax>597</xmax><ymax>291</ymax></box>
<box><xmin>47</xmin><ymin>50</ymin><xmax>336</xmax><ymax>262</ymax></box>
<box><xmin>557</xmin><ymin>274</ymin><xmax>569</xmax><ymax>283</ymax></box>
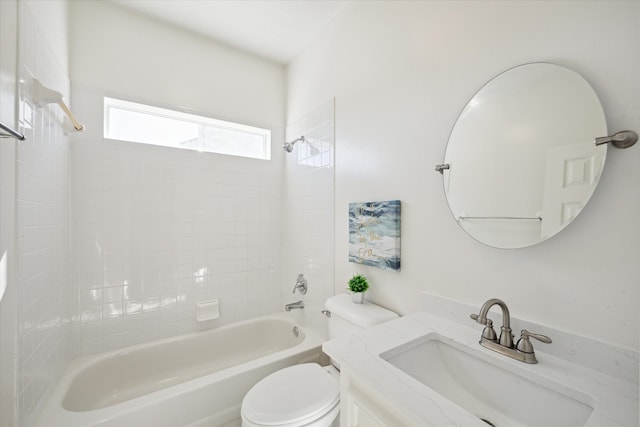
<box><xmin>37</xmin><ymin>313</ymin><xmax>323</xmax><ymax>427</ymax></box>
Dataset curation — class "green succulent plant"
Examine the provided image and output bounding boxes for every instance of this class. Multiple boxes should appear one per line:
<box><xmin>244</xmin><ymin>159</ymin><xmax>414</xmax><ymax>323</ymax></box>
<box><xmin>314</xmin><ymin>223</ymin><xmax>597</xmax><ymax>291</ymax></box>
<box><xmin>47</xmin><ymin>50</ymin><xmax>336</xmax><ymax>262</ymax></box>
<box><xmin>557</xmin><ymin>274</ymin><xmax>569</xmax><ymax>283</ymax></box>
<box><xmin>347</xmin><ymin>274</ymin><xmax>369</xmax><ymax>293</ymax></box>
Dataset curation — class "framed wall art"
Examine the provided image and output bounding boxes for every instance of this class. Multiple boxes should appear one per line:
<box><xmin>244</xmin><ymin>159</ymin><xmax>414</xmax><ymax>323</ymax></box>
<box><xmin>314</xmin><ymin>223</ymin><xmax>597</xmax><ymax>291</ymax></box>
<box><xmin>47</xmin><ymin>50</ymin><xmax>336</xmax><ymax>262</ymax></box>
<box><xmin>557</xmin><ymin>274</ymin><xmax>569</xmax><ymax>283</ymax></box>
<box><xmin>348</xmin><ymin>200</ymin><xmax>401</xmax><ymax>271</ymax></box>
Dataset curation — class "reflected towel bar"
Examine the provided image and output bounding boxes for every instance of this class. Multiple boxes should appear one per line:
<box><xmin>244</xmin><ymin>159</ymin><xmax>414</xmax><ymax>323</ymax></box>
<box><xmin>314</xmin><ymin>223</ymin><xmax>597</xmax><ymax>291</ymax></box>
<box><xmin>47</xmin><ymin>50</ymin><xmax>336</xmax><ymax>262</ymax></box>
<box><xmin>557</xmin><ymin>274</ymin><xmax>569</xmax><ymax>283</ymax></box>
<box><xmin>0</xmin><ymin>120</ymin><xmax>25</xmax><ymax>140</ymax></box>
<box><xmin>34</xmin><ymin>79</ymin><xmax>84</xmax><ymax>132</ymax></box>
<box><xmin>457</xmin><ymin>216</ymin><xmax>542</xmax><ymax>221</ymax></box>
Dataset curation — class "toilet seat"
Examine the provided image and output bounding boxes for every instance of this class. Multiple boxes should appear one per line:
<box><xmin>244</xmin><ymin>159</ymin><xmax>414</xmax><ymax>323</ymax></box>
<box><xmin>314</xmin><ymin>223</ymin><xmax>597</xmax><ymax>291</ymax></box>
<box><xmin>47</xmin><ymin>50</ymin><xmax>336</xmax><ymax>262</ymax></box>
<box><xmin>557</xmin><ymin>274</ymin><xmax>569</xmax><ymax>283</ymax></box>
<box><xmin>241</xmin><ymin>363</ymin><xmax>340</xmax><ymax>427</ymax></box>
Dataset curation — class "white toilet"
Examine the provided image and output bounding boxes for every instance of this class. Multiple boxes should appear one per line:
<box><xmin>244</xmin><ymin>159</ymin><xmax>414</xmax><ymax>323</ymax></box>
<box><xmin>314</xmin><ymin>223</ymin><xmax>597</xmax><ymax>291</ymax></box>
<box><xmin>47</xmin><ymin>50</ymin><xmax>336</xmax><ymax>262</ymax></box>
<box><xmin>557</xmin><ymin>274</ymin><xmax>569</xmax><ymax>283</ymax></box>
<box><xmin>241</xmin><ymin>294</ymin><xmax>398</xmax><ymax>427</ymax></box>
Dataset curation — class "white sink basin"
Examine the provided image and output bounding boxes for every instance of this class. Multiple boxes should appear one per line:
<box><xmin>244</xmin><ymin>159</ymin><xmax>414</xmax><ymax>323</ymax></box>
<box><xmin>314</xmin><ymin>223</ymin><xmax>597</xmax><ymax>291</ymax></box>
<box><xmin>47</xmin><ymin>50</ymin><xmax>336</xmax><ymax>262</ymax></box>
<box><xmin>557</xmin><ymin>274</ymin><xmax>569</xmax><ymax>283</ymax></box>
<box><xmin>381</xmin><ymin>333</ymin><xmax>595</xmax><ymax>427</ymax></box>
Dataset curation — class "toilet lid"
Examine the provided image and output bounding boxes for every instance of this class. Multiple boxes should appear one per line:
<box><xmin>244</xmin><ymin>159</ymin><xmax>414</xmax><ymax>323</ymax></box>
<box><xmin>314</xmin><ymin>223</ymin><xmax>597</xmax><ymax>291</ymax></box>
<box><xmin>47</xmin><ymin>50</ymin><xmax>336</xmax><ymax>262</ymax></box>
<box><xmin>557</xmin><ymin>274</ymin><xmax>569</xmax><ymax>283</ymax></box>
<box><xmin>242</xmin><ymin>363</ymin><xmax>340</xmax><ymax>426</ymax></box>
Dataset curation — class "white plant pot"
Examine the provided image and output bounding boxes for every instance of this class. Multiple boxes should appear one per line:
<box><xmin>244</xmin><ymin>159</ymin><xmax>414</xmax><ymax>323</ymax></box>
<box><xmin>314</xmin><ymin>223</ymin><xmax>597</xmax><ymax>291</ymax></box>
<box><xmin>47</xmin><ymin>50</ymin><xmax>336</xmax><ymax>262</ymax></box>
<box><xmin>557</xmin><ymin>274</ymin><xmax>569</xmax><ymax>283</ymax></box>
<box><xmin>351</xmin><ymin>292</ymin><xmax>365</xmax><ymax>304</ymax></box>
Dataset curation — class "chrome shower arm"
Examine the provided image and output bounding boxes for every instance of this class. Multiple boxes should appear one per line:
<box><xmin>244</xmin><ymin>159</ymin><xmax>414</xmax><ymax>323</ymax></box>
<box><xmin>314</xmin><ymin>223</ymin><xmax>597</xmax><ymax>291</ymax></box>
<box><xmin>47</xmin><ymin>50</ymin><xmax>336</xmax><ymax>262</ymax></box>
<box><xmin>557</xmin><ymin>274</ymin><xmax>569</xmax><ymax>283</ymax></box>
<box><xmin>282</xmin><ymin>135</ymin><xmax>306</xmax><ymax>153</ymax></box>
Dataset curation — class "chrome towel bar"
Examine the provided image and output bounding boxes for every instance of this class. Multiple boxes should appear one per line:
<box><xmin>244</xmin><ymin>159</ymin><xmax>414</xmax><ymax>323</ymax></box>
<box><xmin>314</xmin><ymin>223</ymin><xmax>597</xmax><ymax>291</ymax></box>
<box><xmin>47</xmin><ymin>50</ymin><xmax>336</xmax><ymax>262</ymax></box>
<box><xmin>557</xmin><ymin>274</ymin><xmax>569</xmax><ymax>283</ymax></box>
<box><xmin>0</xmin><ymin>120</ymin><xmax>25</xmax><ymax>141</ymax></box>
<box><xmin>457</xmin><ymin>215</ymin><xmax>542</xmax><ymax>221</ymax></box>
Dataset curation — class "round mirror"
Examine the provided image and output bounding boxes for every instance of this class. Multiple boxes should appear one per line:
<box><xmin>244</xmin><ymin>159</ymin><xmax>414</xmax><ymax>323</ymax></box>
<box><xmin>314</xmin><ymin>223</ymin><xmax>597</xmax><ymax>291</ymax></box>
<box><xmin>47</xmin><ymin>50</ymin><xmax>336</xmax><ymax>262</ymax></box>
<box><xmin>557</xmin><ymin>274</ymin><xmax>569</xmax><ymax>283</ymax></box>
<box><xmin>443</xmin><ymin>63</ymin><xmax>607</xmax><ymax>248</ymax></box>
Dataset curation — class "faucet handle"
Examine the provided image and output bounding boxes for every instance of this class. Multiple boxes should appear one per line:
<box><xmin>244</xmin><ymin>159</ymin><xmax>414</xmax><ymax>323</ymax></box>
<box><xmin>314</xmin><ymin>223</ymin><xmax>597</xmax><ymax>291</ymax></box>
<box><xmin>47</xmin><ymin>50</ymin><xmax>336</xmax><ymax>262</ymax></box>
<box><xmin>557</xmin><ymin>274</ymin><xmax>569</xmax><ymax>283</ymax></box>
<box><xmin>481</xmin><ymin>318</ymin><xmax>498</xmax><ymax>342</ymax></box>
<box><xmin>291</xmin><ymin>274</ymin><xmax>308</xmax><ymax>295</ymax></box>
<box><xmin>469</xmin><ymin>313</ymin><xmax>498</xmax><ymax>342</ymax></box>
<box><xmin>522</xmin><ymin>329</ymin><xmax>552</xmax><ymax>343</ymax></box>
<box><xmin>470</xmin><ymin>313</ymin><xmax>488</xmax><ymax>325</ymax></box>
<box><xmin>516</xmin><ymin>329</ymin><xmax>552</xmax><ymax>353</ymax></box>
<box><xmin>471</xmin><ymin>314</ymin><xmax>498</xmax><ymax>342</ymax></box>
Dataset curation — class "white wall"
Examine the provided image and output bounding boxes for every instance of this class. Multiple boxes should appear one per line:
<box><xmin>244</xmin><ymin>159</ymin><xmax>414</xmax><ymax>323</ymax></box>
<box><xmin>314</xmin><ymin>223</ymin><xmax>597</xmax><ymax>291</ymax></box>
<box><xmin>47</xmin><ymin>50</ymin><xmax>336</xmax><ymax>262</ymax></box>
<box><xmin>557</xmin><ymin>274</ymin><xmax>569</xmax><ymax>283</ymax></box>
<box><xmin>0</xmin><ymin>1</ymin><xmax>72</xmax><ymax>426</ymax></box>
<box><xmin>20</xmin><ymin>0</ymin><xmax>68</xmax><ymax>76</ymax></box>
<box><xmin>287</xmin><ymin>0</ymin><xmax>640</xmax><ymax>350</ymax></box>
<box><xmin>69</xmin><ymin>1</ymin><xmax>287</xmax><ymax>356</ymax></box>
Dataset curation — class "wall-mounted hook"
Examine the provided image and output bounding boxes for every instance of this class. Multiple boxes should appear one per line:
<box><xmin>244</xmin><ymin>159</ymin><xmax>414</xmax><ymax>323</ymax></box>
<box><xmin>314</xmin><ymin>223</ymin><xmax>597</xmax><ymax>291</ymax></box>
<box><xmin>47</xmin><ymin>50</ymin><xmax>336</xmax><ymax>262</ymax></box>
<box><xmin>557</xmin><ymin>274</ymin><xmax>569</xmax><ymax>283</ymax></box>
<box><xmin>595</xmin><ymin>130</ymin><xmax>637</xmax><ymax>149</ymax></box>
<box><xmin>33</xmin><ymin>79</ymin><xmax>85</xmax><ymax>132</ymax></box>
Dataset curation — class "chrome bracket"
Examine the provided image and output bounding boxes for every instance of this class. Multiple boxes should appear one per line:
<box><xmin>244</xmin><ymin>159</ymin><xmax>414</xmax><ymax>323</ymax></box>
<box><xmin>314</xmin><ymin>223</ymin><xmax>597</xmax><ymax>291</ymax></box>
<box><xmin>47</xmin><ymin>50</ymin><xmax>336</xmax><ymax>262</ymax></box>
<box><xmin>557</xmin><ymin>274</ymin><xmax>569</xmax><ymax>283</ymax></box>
<box><xmin>435</xmin><ymin>163</ymin><xmax>450</xmax><ymax>174</ymax></box>
<box><xmin>595</xmin><ymin>130</ymin><xmax>637</xmax><ymax>148</ymax></box>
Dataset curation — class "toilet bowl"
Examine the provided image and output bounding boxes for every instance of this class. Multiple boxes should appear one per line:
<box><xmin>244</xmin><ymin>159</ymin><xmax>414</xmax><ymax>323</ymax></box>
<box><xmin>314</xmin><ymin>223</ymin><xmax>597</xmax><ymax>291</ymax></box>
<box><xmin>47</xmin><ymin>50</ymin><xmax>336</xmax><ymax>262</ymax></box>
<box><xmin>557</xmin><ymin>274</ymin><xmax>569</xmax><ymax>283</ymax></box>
<box><xmin>241</xmin><ymin>294</ymin><xmax>398</xmax><ymax>427</ymax></box>
<box><xmin>241</xmin><ymin>363</ymin><xmax>340</xmax><ymax>427</ymax></box>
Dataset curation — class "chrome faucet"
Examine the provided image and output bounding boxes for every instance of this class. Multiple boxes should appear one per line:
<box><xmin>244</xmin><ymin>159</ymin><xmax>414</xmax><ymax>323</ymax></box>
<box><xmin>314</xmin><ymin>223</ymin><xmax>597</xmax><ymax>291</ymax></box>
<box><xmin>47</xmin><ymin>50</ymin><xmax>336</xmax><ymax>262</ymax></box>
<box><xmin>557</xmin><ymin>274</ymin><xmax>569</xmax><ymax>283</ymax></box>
<box><xmin>287</xmin><ymin>275</ymin><xmax>307</xmax><ymax>311</ymax></box>
<box><xmin>471</xmin><ymin>298</ymin><xmax>514</xmax><ymax>348</ymax></box>
<box><xmin>285</xmin><ymin>300</ymin><xmax>305</xmax><ymax>311</ymax></box>
<box><xmin>470</xmin><ymin>298</ymin><xmax>551</xmax><ymax>364</ymax></box>
<box><xmin>291</xmin><ymin>274</ymin><xmax>307</xmax><ymax>295</ymax></box>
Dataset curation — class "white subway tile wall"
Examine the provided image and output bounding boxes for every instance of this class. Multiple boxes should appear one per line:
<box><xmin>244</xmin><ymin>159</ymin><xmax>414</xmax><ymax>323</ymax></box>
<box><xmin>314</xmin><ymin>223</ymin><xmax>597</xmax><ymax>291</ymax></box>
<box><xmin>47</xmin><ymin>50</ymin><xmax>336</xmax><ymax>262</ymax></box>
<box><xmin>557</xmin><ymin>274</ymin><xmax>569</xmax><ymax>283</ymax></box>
<box><xmin>284</xmin><ymin>99</ymin><xmax>335</xmax><ymax>337</ymax></box>
<box><xmin>15</xmin><ymin>4</ymin><xmax>71</xmax><ymax>426</ymax></box>
<box><xmin>71</xmin><ymin>100</ymin><xmax>285</xmax><ymax>357</ymax></box>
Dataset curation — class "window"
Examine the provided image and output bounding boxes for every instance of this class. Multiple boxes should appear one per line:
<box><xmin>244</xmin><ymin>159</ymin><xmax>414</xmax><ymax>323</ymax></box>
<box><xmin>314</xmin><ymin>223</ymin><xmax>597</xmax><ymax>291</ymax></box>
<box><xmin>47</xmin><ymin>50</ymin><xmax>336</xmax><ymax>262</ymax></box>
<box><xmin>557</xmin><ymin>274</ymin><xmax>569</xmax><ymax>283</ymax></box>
<box><xmin>104</xmin><ymin>97</ymin><xmax>271</xmax><ymax>160</ymax></box>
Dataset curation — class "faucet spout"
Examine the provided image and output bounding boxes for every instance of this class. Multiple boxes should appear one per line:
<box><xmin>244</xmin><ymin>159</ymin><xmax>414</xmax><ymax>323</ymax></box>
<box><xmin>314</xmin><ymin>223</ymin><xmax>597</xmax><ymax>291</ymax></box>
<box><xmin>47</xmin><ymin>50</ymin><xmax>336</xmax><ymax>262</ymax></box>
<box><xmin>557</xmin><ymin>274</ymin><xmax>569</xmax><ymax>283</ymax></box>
<box><xmin>472</xmin><ymin>298</ymin><xmax>513</xmax><ymax>348</ymax></box>
<box><xmin>285</xmin><ymin>300</ymin><xmax>305</xmax><ymax>311</ymax></box>
<box><xmin>476</xmin><ymin>298</ymin><xmax>511</xmax><ymax>329</ymax></box>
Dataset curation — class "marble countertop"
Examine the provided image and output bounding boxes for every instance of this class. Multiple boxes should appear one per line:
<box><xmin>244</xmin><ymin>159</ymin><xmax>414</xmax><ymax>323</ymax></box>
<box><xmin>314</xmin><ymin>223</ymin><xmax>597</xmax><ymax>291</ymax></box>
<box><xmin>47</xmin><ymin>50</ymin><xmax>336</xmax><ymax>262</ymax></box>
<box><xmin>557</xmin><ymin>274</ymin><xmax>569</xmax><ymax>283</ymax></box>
<box><xmin>323</xmin><ymin>309</ymin><xmax>639</xmax><ymax>427</ymax></box>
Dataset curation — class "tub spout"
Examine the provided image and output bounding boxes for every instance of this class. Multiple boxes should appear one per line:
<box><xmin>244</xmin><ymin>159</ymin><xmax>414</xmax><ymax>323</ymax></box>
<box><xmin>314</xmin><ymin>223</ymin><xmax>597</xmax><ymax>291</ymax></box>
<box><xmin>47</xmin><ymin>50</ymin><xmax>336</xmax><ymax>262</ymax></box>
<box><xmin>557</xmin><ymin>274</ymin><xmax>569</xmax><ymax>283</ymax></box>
<box><xmin>285</xmin><ymin>300</ymin><xmax>305</xmax><ymax>311</ymax></box>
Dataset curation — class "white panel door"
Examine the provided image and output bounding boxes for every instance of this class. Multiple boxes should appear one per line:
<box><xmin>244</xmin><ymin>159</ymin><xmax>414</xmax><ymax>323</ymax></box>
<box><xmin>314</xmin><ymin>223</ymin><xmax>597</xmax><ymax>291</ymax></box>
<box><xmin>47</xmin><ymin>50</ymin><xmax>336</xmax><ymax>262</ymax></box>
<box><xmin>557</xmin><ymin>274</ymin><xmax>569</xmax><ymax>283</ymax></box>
<box><xmin>541</xmin><ymin>143</ymin><xmax>605</xmax><ymax>239</ymax></box>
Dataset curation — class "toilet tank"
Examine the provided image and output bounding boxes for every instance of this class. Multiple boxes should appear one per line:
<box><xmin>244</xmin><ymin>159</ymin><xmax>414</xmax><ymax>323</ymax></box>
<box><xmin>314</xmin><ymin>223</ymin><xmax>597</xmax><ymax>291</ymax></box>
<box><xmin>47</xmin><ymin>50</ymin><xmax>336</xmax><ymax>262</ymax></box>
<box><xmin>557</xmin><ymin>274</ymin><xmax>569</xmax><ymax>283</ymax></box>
<box><xmin>325</xmin><ymin>294</ymin><xmax>398</xmax><ymax>339</ymax></box>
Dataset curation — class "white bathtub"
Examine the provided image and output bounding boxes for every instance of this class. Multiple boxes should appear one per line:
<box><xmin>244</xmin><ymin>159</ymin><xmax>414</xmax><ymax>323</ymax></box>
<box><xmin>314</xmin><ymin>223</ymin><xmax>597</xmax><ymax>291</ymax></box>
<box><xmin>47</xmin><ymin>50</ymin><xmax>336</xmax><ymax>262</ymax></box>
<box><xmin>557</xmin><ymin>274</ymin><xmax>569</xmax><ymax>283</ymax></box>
<box><xmin>37</xmin><ymin>313</ymin><xmax>323</xmax><ymax>427</ymax></box>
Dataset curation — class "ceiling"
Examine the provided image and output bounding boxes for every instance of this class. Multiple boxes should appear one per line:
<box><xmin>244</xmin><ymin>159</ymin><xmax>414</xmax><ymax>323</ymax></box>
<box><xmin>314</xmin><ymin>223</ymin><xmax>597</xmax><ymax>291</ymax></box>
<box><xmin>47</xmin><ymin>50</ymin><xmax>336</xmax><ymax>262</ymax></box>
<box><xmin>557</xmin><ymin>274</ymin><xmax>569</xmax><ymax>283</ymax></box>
<box><xmin>110</xmin><ymin>0</ymin><xmax>349</xmax><ymax>64</ymax></box>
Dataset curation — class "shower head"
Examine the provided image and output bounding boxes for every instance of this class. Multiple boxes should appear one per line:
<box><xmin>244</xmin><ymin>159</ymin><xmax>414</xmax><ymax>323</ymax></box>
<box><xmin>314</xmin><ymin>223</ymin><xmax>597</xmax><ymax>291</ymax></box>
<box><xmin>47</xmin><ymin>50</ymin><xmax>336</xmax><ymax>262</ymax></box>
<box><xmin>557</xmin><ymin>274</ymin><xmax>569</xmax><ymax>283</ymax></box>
<box><xmin>282</xmin><ymin>142</ymin><xmax>294</xmax><ymax>153</ymax></box>
<box><xmin>283</xmin><ymin>136</ymin><xmax>305</xmax><ymax>153</ymax></box>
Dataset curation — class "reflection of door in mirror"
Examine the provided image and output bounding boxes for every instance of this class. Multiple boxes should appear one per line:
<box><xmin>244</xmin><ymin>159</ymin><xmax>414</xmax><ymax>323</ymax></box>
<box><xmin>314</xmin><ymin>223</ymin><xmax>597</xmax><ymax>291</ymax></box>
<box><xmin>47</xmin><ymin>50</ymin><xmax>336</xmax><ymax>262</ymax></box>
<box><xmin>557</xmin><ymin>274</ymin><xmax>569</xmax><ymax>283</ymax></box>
<box><xmin>541</xmin><ymin>143</ymin><xmax>605</xmax><ymax>239</ymax></box>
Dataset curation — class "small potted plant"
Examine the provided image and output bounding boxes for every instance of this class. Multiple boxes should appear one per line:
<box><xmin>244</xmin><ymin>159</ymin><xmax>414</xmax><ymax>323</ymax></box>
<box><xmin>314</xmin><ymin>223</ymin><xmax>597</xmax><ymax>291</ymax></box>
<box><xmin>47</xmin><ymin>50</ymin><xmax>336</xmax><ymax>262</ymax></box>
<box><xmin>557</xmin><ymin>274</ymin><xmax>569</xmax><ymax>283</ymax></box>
<box><xmin>347</xmin><ymin>273</ymin><xmax>369</xmax><ymax>304</ymax></box>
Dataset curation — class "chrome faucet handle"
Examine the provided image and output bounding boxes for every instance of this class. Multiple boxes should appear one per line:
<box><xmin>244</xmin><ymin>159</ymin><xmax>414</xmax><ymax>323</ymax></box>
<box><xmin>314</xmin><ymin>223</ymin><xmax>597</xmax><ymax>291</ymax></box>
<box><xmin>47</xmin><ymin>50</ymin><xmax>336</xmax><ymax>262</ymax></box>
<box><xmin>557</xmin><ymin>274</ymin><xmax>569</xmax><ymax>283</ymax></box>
<box><xmin>470</xmin><ymin>314</ymin><xmax>497</xmax><ymax>342</ymax></box>
<box><xmin>516</xmin><ymin>329</ymin><xmax>552</xmax><ymax>353</ymax></box>
<box><xmin>483</xmin><ymin>319</ymin><xmax>498</xmax><ymax>342</ymax></box>
<box><xmin>291</xmin><ymin>274</ymin><xmax>308</xmax><ymax>295</ymax></box>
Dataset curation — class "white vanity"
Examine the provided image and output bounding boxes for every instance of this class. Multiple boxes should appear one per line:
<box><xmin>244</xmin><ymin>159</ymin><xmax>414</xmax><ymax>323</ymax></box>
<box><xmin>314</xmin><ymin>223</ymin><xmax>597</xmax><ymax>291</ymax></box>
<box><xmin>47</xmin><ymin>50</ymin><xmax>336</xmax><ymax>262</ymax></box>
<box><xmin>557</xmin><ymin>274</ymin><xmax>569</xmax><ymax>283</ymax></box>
<box><xmin>323</xmin><ymin>292</ymin><xmax>639</xmax><ymax>427</ymax></box>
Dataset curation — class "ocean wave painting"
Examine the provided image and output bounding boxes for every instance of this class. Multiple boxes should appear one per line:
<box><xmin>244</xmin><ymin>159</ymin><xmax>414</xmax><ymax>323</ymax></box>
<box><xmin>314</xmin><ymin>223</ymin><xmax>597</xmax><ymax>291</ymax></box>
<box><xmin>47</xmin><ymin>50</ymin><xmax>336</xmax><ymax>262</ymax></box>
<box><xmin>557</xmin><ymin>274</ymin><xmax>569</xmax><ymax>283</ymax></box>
<box><xmin>349</xmin><ymin>200</ymin><xmax>401</xmax><ymax>271</ymax></box>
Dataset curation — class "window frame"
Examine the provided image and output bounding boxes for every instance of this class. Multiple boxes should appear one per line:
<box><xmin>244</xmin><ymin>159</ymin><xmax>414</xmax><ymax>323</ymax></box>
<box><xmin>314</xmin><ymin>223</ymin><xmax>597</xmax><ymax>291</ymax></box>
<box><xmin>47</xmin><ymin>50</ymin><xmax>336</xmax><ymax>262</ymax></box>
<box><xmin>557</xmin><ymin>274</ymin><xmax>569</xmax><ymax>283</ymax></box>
<box><xmin>103</xmin><ymin>97</ymin><xmax>271</xmax><ymax>160</ymax></box>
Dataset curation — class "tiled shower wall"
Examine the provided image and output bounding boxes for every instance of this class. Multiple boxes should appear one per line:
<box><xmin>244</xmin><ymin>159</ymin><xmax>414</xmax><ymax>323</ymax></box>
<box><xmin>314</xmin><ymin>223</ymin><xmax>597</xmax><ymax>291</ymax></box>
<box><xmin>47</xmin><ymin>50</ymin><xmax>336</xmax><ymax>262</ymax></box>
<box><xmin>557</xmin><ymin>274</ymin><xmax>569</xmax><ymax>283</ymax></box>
<box><xmin>15</xmin><ymin>3</ymin><xmax>71</xmax><ymax>426</ymax></box>
<box><xmin>284</xmin><ymin>99</ymin><xmax>335</xmax><ymax>337</ymax></box>
<box><xmin>71</xmin><ymin>134</ymin><xmax>285</xmax><ymax>357</ymax></box>
<box><xmin>69</xmin><ymin>0</ymin><xmax>286</xmax><ymax>358</ymax></box>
